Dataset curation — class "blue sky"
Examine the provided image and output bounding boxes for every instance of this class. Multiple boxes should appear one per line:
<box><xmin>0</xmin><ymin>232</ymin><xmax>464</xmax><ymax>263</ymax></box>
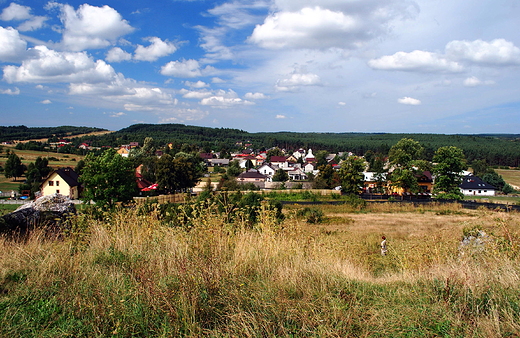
<box><xmin>0</xmin><ymin>0</ymin><xmax>519</xmax><ymax>133</ymax></box>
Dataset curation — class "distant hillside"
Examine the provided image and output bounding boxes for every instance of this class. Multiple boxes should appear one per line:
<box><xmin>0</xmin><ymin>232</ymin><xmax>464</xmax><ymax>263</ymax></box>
<box><xmin>85</xmin><ymin>123</ymin><xmax>520</xmax><ymax>167</ymax></box>
<box><xmin>0</xmin><ymin>125</ymin><xmax>107</xmax><ymax>142</ymax></box>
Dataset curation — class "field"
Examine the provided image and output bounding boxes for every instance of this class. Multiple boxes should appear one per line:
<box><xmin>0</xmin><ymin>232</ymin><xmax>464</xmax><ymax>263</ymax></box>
<box><xmin>496</xmin><ymin>169</ymin><xmax>520</xmax><ymax>190</ymax></box>
<box><xmin>0</xmin><ymin>146</ymin><xmax>84</xmax><ymax>193</ymax></box>
<box><xmin>1</xmin><ymin>202</ymin><xmax>520</xmax><ymax>337</ymax></box>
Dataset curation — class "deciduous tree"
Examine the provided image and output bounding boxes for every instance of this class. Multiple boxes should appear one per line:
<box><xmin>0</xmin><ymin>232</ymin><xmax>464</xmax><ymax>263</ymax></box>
<box><xmin>339</xmin><ymin>156</ymin><xmax>365</xmax><ymax>195</ymax></box>
<box><xmin>80</xmin><ymin>148</ymin><xmax>136</xmax><ymax>209</ymax></box>
<box><xmin>432</xmin><ymin>146</ymin><xmax>467</xmax><ymax>200</ymax></box>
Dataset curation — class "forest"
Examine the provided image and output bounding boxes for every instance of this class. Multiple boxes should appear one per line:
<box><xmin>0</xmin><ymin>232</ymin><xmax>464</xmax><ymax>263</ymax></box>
<box><xmin>2</xmin><ymin>123</ymin><xmax>520</xmax><ymax>167</ymax></box>
<box><xmin>0</xmin><ymin>125</ymin><xmax>106</xmax><ymax>142</ymax></box>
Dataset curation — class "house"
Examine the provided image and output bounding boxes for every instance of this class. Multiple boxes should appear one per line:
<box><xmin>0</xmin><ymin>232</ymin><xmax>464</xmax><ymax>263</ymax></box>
<box><xmin>363</xmin><ymin>172</ymin><xmax>387</xmax><ymax>193</ymax></box>
<box><xmin>117</xmin><ymin>147</ymin><xmax>130</xmax><ymax>157</ymax></box>
<box><xmin>40</xmin><ymin>167</ymin><xmax>81</xmax><ymax>199</ymax></box>
<box><xmin>305</xmin><ymin>149</ymin><xmax>316</xmax><ymax>163</ymax></box>
<box><xmin>304</xmin><ymin>162</ymin><xmax>316</xmax><ymax>173</ymax></box>
<box><xmin>207</xmin><ymin>159</ymin><xmax>230</xmax><ymax>167</ymax></box>
<box><xmin>237</xmin><ymin>170</ymin><xmax>267</xmax><ymax>182</ymax></box>
<box><xmin>257</xmin><ymin>163</ymin><xmax>277</xmax><ymax>181</ymax></box>
<box><xmin>287</xmin><ymin>167</ymin><xmax>307</xmax><ymax>181</ymax></box>
<box><xmin>459</xmin><ymin>175</ymin><xmax>496</xmax><ymax>196</ymax></box>
<box><xmin>270</xmin><ymin>156</ymin><xmax>288</xmax><ymax>168</ymax></box>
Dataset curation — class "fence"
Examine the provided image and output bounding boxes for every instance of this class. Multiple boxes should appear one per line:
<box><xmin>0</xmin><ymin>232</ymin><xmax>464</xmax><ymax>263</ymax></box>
<box><xmin>134</xmin><ymin>194</ymin><xmax>187</xmax><ymax>205</ymax></box>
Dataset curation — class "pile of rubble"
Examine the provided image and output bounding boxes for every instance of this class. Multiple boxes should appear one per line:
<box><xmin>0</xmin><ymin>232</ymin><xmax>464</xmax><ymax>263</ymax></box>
<box><xmin>1</xmin><ymin>194</ymin><xmax>76</xmax><ymax>234</ymax></box>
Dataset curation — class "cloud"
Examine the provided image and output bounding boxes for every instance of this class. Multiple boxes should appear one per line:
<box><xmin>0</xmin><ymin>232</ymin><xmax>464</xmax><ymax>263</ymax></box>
<box><xmin>17</xmin><ymin>16</ymin><xmax>48</xmax><ymax>31</ymax></box>
<box><xmin>158</xmin><ymin>108</ymin><xmax>209</xmax><ymax>123</ymax></box>
<box><xmin>160</xmin><ymin>59</ymin><xmax>215</xmax><ymax>78</ymax></box>
<box><xmin>397</xmin><ymin>97</ymin><xmax>421</xmax><ymax>105</ymax></box>
<box><xmin>0</xmin><ymin>87</ymin><xmax>20</xmax><ymax>95</ymax></box>
<box><xmin>200</xmin><ymin>89</ymin><xmax>254</xmax><ymax>107</ymax></box>
<box><xmin>0</xmin><ymin>26</ymin><xmax>29</xmax><ymax>62</ymax></box>
<box><xmin>184</xmin><ymin>80</ymin><xmax>209</xmax><ymax>88</ymax></box>
<box><xmin>3</xmin><ymin>45</ymin><xmax>116</xmax><ymax>83</ymax></box>
<box><xmin>368</xmin><ymin>50</ymin><xmax>464</xmax><ymax>73</ymax></box>
<box><xmin>133</xmin><ymin>37</ymin><xmax>177</xmax><ymax>62</ymax></box>
<box><xmin>445</xmin><ymin>39</ymin><xmax>520</xmax><ymax>66</ymax></box>
<box><xmin>40</xmin><ymin>99</ymin><xmax>52</xmax><ymax>104</ymax></box>
<box><xmin>0</xmin><ymin>3</ymin><xmax>32</xmax><ymax>21</ymax></box>
<box><xmin>180</xmin><ymin>88</ymin><xmax>213</xmax><ymax>99</ymax></box>
<box><xmin>109</xmin><ymin>112</ymin><xmax>126</xmax><ymax>117</ymax></box>
<box><xmin>275</xmin><ymin>72</ymin><xmax>321</xmax><ymax>91</ymax></box>
<box><xmin>244</xmin><ymin>92</ymin><xmax>268</xmax><ymax>99</ymax></box>
<box><xmin>48</xmin><ymin>3</ymin><xmax>134</xmax><ymax>51</ymax></box>
<box><xmin>106</xmin><ymin>47</ymin><xmax>132</xmax><ymax>62</ymax></box>
<box><xmin>338</xmin><ymin>101</ymin><xmax>346</xmax><ymax>106</ymax></box>
<box><xmin>463</xmin><ymin>76</ymin><xmax>495</xmax><ymax>87</ymax></box>
<box><xmin>370</xmin><ymin>39</ymin><xmax>520</xmax><ymax>74</ymax></box>
<box><xmin>212</xmin><ymin>77</ymin><xmax>225</xmax><ymax>83</ymax></box>
<box><xmin>276</xmin><ymin>114</ymin><xmax>286</xmax><ymax>119</ymax></box>
<box><xmin>249</xmin><ymin>2</ymin><xmax>418</xmax><ymax>50</ymax></box>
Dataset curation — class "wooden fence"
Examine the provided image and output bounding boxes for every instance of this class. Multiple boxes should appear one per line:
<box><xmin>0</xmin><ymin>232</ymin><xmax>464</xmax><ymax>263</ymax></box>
<box><xmin>134</xmin><ymin>194</ymin><xmax>187</xmax><ymax>204</ymax></box>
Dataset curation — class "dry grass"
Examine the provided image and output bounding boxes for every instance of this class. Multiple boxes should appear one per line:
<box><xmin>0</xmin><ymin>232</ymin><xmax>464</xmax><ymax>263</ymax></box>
<box><xmin>1</xmin><ymin>202</ymin><xmax>520</xmax><ymax>337</ymax></box>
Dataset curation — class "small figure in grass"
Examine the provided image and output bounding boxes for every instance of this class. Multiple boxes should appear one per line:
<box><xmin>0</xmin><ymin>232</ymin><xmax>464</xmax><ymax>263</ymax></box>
<box><xmin>381</xmin><ymin>236</ymin><xmax>388</xmax><ymax>256</ymax></box>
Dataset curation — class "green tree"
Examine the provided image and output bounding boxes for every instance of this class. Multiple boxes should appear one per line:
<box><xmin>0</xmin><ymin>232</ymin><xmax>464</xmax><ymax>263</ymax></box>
<box><xmin>313</xmin><ymin>164</ymin><xmax>338</xmax><ymax>189</ymax></box>
<box><xmin>80</xmin><ymin>148</ymin><xmax>136</xmax><ymax>209</ymax></box>
<box><xmin>226</xmin><ymin>160</ymin><xmax>242</xmax><ymax>177</ymax></box>
<box><xmin>272</xmin><ymin>168</ymin><xmax>289</xmax><ymax>182</ymax></box>
<box><xmin>339</xmin><ymin>156</ymin><xmax>365</xmax><ymax>195</ymax></box>
<box><xmin>432</xmin><ymin>146</ymin><xmax>467</xmax><ymax>200</ymax></box>
<box><xmin>388</xmin><ymin>138</ymin><xmax>426</xmax><ymax>194</ymax></box>
<box><xmin>266</xmin><ymin>147</ymin><xmax>284</xmax><ymax>162</ymax></box>
<box><xmin>4</xmin><ymin>152</ymin><xmax>24</xmax><ymax>181</ymax></box>
<box><xmin>156</xmin><ymin>153</ymin><xmax>204</xmax><ymax>193</ymax></box>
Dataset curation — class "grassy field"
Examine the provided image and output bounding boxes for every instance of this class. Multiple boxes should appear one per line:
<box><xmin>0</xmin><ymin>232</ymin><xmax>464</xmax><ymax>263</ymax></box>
<box><xmin>0</xmin><ymin>147</ymin><xmax>84</xmax><ymax>193</ymax></box>
<box><xmin>496</xmin><ymin>169</ymin><xmax>520</xmax><ymax>189</ymax></box>
<box><xmin>1</xmin><ymin>201</ymin><xmax>519</xmax><ymax>337</ymax></box>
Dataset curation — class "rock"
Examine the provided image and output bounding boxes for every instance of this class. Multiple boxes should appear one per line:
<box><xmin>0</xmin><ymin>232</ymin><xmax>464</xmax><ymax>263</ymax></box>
<box><xmin>459</xmin><ymin>230</ymin><xmax>493</xmax><ymax>256</ymax></box>
<box><xmin>0</xmin><ymin>193</ymin><xmax>76</xmax><ymax>234</ymax></box>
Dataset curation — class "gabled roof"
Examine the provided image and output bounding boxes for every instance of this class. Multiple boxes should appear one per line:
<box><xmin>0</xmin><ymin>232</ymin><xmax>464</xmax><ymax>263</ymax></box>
<box><xmin>238</xmin><ymin>170</ymin><xmax>267</xmax><ymax>179</ymax></box>
<box><xmin>459</xmin><ymin>175</ymin><xmax>496</xmax><ymax>190</ymax></box>
<box><xmin>48</xmin><ymin>167</ymin><xmax>80</xmax><ymax>187</ymax></box>
<box><xmin>270</xmin><ymin>156</ymin><xmax>287</xmax><ymax>163</ymax></box>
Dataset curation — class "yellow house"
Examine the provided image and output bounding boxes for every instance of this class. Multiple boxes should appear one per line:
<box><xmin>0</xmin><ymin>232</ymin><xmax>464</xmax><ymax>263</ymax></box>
<box><xmin>41</xmin><ymin>167</ymin><xmax>81</xmax><ymax>199</ymax></box>
<box><xmin>117</xmin><ymin>147</ymin><xmax>130</xmax><ymax>157</ymax></box>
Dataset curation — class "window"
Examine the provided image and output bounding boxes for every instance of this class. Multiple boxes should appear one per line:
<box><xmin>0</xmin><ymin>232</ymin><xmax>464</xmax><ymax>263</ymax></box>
<box><xmin>56</xmin><ymin>190</ymin><xmax>60</xmax><ymax>194</ymax></box>
<box><xmin>49</xmin><ymin>181</ymin><xmax>54</xmax><ymax>186</ymax></box>
<box><xmin>56</xmin><ymin>181</ymin><xmax>60</xmax><ymax>186</ymax></box>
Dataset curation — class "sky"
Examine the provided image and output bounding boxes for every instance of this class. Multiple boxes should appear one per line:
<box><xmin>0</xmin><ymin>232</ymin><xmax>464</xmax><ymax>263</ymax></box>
<box><xmin>0</xmin><ymin>0</ymin><xmax>519</xmax><ymax>134</ymax></box>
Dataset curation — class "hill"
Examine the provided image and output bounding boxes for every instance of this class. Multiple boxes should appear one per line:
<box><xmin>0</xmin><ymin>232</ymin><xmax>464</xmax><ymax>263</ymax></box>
<box><xmin>87</xmin><ymin>123</ymin><xmax>520</xmax><ymax>167</ymax></box>
<box><xmin>0</xmin><ymin>125</ymin><xmax>108</xmax><ymax>143</ymax></box>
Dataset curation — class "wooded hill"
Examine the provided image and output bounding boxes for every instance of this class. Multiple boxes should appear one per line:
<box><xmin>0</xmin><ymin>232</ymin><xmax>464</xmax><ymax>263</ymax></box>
<box><xmin>0</xmin><ymin>125</ymin><xmax>106</xmax><ymax>142</ymax></box>
<box><xmin>86</xmin><ymin>124</ymin><xmax>520</xmax><ymax>167</ymax></box>
<box><xmin>3</xmin><ymin>124</ymin><xmax>520</xmax><ymax>167</ymax></box>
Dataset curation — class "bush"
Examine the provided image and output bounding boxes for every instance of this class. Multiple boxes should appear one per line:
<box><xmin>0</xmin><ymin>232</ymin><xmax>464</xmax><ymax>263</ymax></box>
<box><xmin>297</xmin><ymin>207</ymin><xmax>324</xmax><ymax>224</ymax></box>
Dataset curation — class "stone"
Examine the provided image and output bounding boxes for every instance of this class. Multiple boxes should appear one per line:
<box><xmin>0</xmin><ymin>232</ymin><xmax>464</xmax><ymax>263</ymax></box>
<box><xmin>0</xmin><ymin>193</ymin><xmax>76</xmax><ymax>234</ymax></box>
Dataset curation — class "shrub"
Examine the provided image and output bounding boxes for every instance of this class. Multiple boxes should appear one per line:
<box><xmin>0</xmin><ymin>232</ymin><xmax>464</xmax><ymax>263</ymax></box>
<box><xmin>297</xmin><ymin>207</ymin><xmax>324</xmax><ymax>223</ymax></box>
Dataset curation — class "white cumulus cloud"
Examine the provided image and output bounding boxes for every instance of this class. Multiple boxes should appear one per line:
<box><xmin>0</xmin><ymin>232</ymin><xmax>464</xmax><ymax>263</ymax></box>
<box><xmin>445</xmin><ymin>39</ymin><xmax>520</xmax><ymax>66</ymax></box>
<box><xmin>398</xmin><ymin>97</ymin><xmax>421</xmax><ymax>105</ymax></box>
<box><xmin>275</xmin><ymin>72</ymin><xmax>321</xmax><ymax>91</ymax></box>
<box><xmin>106</xmin><ymin>47</ymin><xmax>132</xmax><ymax>62</ymax></box>
<box><xmin>40</xmin><ymin>99</ymin><xmax>52</xmax><ymax>104</ymax></box>
<box><xmin>0</xmin><ymin>3</ymin><xmax>32</xmax><ymax>21</ymax></box>
<box><xmin>49</xmin><ymin>3</ymin><xmax>134</xmax><ymax>51</ymax></box>
<box><xmin>463</xmin><ymin>76</ymin><xmax>495</xmax><ymax>87</ymax></box>
<box><xmin>161</xmin><ymin>59</ymin><xmax>215</xmax><ymax>78</ymax></box>
<box><xmin>0</xmin><ymin>87</ymin><xmax>20</xmax><ymax>95</ymax></box>
<box><xmin>3</xmin><ymin>45</ymin><xmax>116</xmax><ymax>84</ymax></box>
<box><xmin>244</xmin><ymin>92</ymin><xmax>268</xmax><ymax>99</ymax></box>
<box><xmin>368</xmin><ymin>50</ymin><xmax>464</xmax><ymax>73</ymax></box>
<box><xmin>133</xmin><ymin>37</ymin><xmax>177</xmax><ymax>62</ymax></box>
<box><xmin>0</xmin><ymin>26</ymin><xmax>29</xmax><ymax>62</ymax></box>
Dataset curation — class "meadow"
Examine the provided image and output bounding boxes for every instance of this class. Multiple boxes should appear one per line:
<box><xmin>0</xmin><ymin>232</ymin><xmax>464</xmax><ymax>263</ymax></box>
<box><xmin>1</xmin><ymin>201</ymin><xmax>519</xmax><ymax>337</ymax></box>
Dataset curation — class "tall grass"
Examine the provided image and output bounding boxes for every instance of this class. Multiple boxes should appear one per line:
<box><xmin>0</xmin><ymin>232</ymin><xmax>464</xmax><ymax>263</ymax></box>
<box><xmin>1</xmin><ymin>203</ymin><xmax>520</xmax><ymax>337</ymax></box>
